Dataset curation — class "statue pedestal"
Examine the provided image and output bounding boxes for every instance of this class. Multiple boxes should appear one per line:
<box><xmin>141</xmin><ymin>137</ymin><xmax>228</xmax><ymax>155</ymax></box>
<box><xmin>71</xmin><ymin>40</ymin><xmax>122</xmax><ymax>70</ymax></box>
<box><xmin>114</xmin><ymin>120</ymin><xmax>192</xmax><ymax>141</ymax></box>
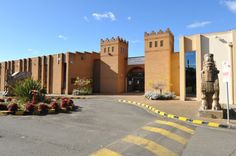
<box><xmin>199</xmin><ymin>110</ymin><xmax>223</xmax><ymax>119</ymax></box>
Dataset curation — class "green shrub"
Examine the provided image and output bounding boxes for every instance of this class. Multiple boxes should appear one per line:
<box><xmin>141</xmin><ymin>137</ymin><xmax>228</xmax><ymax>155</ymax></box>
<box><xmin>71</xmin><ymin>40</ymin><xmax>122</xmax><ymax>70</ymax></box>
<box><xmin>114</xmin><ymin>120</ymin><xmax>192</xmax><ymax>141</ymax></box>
<box><xmin>73</xmin><ymin>77</ymin><xmax>93</xmax><ymax>95</ymax></box>
<box><xmin>13</xmin><ymin>78</ymin><xmax>46</xmax><ymax>103</ymax></box>
<box><xmin>145</xmin><ymin>91</ymin><xmax>176</xmax><ymax>100</ymax></box>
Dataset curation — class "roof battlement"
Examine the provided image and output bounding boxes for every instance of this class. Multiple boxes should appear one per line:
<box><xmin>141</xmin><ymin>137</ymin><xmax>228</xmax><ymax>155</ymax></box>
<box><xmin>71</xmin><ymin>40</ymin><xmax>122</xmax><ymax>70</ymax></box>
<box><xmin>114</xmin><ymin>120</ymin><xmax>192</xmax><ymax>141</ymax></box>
<box><xmin>100</xmin><ymin>36</ymin><xmax>129</xmax><ymax>44</ymax></box>
<box><xmin>144</xmin><ymin>28</ymin><xmax>173</xmax><ymax>37</ymax></box>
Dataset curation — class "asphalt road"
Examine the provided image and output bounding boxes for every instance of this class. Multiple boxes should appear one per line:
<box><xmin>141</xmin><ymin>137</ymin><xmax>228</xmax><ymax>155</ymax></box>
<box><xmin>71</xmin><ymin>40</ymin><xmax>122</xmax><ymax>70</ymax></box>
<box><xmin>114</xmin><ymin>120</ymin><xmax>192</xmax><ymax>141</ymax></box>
<box><xmin>0</xmin><ymin>97</ymin><xmax>236</xmax><ymax>156</ymax></box>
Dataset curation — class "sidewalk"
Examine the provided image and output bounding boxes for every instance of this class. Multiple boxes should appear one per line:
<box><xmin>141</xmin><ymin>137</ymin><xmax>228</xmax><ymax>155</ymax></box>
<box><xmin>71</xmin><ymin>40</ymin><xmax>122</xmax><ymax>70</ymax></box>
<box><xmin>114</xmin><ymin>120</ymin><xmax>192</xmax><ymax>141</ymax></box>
<box><xmin>115</xmin><ymin>95</ymin><xmax>236</xmax><ymax>125</ymax></box>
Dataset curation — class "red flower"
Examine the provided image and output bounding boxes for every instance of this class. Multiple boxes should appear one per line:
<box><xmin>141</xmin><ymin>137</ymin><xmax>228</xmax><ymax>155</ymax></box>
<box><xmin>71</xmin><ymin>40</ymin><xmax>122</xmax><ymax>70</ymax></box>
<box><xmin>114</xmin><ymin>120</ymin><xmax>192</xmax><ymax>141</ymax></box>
<box><xmin>0</xmin><ymin>104</ymin><xmax>8</xmax><ymax>110</ymax></box>
<box><xmin>25</xmin><ymin>103</ymin><xmax>35</xmax><ymax>113</ymax></box>
<box><xmin>7</xmin><ymin>103</ymin><xmax>18</xmax><ymax>112</ymax></box>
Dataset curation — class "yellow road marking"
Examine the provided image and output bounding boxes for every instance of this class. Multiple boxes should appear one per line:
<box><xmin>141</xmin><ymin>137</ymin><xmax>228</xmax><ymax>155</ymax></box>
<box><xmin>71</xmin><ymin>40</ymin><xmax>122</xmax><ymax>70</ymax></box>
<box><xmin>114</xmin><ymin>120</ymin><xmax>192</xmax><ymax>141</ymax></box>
<box><xmin>123</xmin><ymin>135</ymin><xmax>177</xmax><ymax>156</ymax></box>
<box><xmin>142</xmin><ymin>126</ymin><xmax>187</xmax><ymax>145</ymax></box>
<box><xmin>90</xmin><ymin>148</ymin><xmax>121</xmax><ymax>156</ymax></box>
<box><xmin>155</xmin><ymin>120</ymin><xmax>195</xmax><ymax>134</ymax></box>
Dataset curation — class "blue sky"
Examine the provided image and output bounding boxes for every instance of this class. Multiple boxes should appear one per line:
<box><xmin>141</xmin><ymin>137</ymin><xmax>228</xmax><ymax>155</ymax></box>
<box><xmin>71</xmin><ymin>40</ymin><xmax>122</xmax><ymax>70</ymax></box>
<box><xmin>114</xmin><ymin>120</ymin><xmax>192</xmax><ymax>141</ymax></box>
<box><xmin>0</xmin><ymin>0</ymin><xmax>236</xmax><ymax>62</ymax></box>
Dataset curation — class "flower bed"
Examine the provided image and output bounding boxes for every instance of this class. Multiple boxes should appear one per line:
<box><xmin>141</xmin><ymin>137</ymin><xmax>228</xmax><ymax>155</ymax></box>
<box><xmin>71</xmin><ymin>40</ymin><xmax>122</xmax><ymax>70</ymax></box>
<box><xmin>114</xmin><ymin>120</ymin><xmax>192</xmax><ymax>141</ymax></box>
<box><xmin>0</xmin><ymin>97</ymin><xmax>80</xmax><ymax>116</ymax></box>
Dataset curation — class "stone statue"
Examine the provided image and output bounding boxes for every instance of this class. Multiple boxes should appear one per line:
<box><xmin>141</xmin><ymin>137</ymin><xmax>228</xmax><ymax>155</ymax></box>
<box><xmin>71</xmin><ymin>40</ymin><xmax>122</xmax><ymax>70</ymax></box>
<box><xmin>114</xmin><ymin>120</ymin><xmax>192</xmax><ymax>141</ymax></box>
<box><xmin>200</xmin><ymin>53</ymin><xmax>221</xmax><ymax>110</ymax></box>
<box><xmin>4</xmin><ymin>71</ymin><xmax>31</xmax><ymax>96</ymax></box>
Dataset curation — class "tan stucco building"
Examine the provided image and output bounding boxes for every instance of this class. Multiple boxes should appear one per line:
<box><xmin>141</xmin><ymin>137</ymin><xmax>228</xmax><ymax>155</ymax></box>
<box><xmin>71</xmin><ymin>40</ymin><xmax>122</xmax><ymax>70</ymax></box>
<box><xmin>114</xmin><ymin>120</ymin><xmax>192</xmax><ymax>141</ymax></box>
<box><xmin>0</xmin><ymin>28</ymin><xmax>235</xmax><ymax>105</ymax></box>
<box><xmin>180</xmin><ymin>29</ymin><xmax>236</xmax><ymax>105</ymax></box>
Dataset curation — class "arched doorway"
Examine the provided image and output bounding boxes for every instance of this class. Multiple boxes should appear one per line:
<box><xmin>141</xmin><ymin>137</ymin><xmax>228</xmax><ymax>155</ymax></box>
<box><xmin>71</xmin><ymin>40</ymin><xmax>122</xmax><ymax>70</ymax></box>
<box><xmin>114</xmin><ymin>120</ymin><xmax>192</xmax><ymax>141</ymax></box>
<box><xmin>127</xmin><ymin>67</ymin><xmax>144</xmax><ymax>92</ymax></box>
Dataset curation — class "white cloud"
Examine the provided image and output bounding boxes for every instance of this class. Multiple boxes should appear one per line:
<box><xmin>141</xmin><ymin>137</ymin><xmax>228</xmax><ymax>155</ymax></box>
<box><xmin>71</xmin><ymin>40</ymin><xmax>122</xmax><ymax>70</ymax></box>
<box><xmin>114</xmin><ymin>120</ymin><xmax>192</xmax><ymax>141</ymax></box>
<box><xmin>186</xmin><ymin>21</ymin><xmax>212</xmax><ymax>28</ymax></box>
<box><xmin>92</xmin><ymin>12</ymin><xmax>116</xmax><ymax>21</ymax></box>
<box><xmin>130</xmin><ymin>40</ymin><xmax>141</xmax><ymax>44</ymax></box>
<box><xmin>223</xmin><ymin>0</ymin><xmax>236</xmax><ymax>13</ymax></box>
<box><xmin>58</xmin><ymin>34</ymin><xmax>68</xmax><ymax>40</ymax></box>
<box><xmin>84</xmin><ymin>16</ymin><xmax>90</xmax><ymax>22</ymax></box>
<box><xmin>127</xmin><ymin>16</ymin><xmax>132</xmax><ymax>21</ymax></box>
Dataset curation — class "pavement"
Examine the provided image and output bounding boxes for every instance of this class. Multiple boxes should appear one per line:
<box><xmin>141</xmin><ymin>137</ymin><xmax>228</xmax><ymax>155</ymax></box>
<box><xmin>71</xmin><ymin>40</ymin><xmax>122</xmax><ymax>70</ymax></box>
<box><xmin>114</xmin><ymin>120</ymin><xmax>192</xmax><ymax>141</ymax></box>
<box><xmin>0</xmin><ymin>97</ymin><xmax>236</xmax><ymax>156</ymax></box>
<box><xmin>106</xmin><ymin>94</ymin><xmax>236</xmax><ymax>125</ymax></box>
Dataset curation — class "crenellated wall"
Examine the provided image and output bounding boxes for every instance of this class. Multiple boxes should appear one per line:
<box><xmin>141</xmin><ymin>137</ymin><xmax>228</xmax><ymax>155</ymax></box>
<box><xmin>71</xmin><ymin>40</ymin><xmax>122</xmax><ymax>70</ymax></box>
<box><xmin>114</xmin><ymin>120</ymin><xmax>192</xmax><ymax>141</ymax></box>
<box><xmin>100</xmin><ymin>36</ymin><xmax>128</xmax><ymax>93</ymax></box>
<box><xmin>144</xmin><ymin>28</ymin><xmax>175</xmax><ymax>93</ymax></box>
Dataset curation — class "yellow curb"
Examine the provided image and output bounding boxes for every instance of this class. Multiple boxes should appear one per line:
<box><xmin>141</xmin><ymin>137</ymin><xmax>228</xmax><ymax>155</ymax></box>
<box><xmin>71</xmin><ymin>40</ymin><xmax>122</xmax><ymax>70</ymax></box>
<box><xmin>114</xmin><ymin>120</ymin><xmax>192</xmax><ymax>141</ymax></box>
<box><xmin>159</xmin><ymin>112</ymin><xmax>166</xmax><ymax>116</ymax></box>
<box><xmin>0</xmin><ymin>111</ymin><xmax>10</xmax><ymax>116</ymax></box>
<box><xmin>192</xmin><ymin>120</ymin><xmax>203</xmax><ymax>124</ymax></box>
<box><xmin>178</xmin><ymin>117</ymin><xmax>188</xmax><ymax>121</ymax></box>
<box><xmin>208</xmin><ymin>122</ymin><xmax>220</xmax><ymax>127</ymax></box>
<box><xmin>118</xmin><ymin>99</ymin><xmax>227</xmax><ymax>129</ymax></box>
<box><xmin>48</xmin><ymin>109</ymin><xmax>56</xmax><ymax>114</ymax></box>
<box><xmin>167</xmin><ymin>114</ymin><xmax>175</xmax><ymax>118</ymax></box>
<box><xmin>15</xmin><ymin>111</ymin><xmax>25</xmax><ymax>115</ymax></box>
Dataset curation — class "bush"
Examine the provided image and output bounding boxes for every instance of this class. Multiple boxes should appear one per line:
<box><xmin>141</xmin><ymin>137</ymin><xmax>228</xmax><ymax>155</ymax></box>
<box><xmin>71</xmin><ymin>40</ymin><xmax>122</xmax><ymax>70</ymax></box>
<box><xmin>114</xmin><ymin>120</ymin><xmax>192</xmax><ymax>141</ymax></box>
<box><xmin>50</xmin><ymin>101</ymin><xmax>60</xmax><ymax>113</ymax></box>
<box><xmin>0</xmin><ymin>99</ymin><xmax>5</xmax><ymax>102</ymax></box>
<box><xmin>0</xmin><ymin>104</ymin><xmax>8</xmax><ymax>110</ymax></box>
<box><xmin>7</xmin><ymin>103</ymin><xmax>18</xmax><ymax>112</ymax></box>
<box><xmin>13</xmin><ymin>78</ymin><xmax>46</xmax><ymax>103</ymax></box>
<box><xmin>6</xmin><ymin>98</ymin><xmax>12</xmax><ymax>102</ymax></box>
<box><xmin>25</xmin><ymin>103</ymin><xmax>36</xmax><ymax>113</ymax></box>
<box><xmin>61</xmin><ymin>98</ymin><xmax>70</xmax><ymax>110</ymax></box>
<box><xmin>73</xmin><ymin>77</ymin><xmax>93</xmax><ymax>95</ymax></box>
<box><xmin>38</xmin><ymin>103</ymin><xmax>49</xmax><ymax>115</ymax></box>
<box><xmin>145</xmin><ymin>91</ymin><xmax>176</xmax><ymax>100</ymax></box>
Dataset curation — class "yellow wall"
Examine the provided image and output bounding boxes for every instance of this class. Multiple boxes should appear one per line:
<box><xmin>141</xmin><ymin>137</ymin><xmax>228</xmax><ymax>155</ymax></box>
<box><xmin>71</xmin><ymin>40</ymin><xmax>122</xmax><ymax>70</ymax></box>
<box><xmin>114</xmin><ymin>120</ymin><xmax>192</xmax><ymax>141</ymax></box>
<box><xmin>171</xmin><ymin>52</ymin><xmax>180</xmax><ymax>96</ymax></box>
<box><xmin>144</xmin><ymin>29</ymin><xmax>174</xmax><ymax>93</ymax></box>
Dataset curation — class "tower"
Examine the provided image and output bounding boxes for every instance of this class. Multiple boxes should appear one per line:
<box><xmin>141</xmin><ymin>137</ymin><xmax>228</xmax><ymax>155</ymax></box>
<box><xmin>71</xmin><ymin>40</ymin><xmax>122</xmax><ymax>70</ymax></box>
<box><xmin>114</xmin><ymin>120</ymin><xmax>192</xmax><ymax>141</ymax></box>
<box><xmin>144</xmin><ymin>28</ymin><xmax>174</xmax><ymax>92</ymax></box>
<box><xmin>100</xmin><ymin>37</ymin><xmax>128</xmax><ymax>93</ymax></box>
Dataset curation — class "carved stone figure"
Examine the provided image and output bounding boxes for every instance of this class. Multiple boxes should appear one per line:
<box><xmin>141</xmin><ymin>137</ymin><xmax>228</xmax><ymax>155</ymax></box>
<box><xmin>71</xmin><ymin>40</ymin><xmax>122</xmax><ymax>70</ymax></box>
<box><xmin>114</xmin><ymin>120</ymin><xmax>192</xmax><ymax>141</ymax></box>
<box><xmin>200</xmin><ymin>54</ymin><xmax>221</xmax><ymax>110</ymax></box>
<box><xmin>4</xmin><ymin>71</ymin><xmax>31</xmax><ymax>96</ymax></box>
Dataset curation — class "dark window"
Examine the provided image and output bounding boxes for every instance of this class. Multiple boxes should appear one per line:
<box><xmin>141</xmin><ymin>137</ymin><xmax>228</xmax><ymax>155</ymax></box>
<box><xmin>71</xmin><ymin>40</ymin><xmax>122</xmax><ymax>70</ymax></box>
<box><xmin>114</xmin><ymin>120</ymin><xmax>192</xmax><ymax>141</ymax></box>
<box><xmin>155</xmin><ymin>41</ymin><xmax>158</xmax><ymax>47</ymax></box>
<box><xmin>112</xmin><ymin>47</ymin><xmax>114</xmax><ymax>52</ymax></box>
<box><xmin>81</xmin><ymin>56</ymin><xmax>84</xmax><ymax>60</ymax></box>
<box><xmin>108</xmin><ymin>47</ymin><xmax>110</xmax><ymax>52</ymax></box>
<box><xmin>149</xmin><ymin>42</ymin><xmax>152</xmax><ymax>48</ymax></box>
<box><xmin>185</xmin><ymin>52</ymin><xmax>196</xmax><ymax>97</ymax></box>
<box><xmin>160</xmin><ymin>40</ymin><xmax>164</xmax><ymax>47</ymax></box>
<box><xmin>63</xmin><ymin>63</ymin><xmax>67</xmax><ymax>89</ymax></box>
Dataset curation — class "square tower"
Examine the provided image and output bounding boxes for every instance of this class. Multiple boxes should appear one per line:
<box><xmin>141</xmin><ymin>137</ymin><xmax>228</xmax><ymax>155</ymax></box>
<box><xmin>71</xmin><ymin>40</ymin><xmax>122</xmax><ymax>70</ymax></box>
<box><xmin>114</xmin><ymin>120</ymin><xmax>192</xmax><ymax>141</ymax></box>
<box><xmin>100</xmin><ymin>37</ymin><xmax>128</xmax><ymax>93</ymax></box>
<box><xmin>144</xmin><ymin>28</ymin><xmax>174</xmax><ymax>92</ymax></box>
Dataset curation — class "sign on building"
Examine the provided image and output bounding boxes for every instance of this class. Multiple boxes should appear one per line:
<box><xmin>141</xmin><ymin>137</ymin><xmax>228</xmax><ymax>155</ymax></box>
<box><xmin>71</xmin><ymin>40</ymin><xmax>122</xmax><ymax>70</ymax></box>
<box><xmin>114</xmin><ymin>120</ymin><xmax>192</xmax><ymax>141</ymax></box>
<box><xmin>222</xmin><ymin>61</ymin><xmax>231</xmax><ymax>83</ymax></box>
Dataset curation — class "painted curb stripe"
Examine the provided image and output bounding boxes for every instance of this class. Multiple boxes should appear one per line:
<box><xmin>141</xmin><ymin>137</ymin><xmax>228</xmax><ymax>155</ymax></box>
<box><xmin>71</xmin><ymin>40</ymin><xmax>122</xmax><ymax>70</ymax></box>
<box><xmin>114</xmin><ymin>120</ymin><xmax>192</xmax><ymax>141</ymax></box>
<box><xmin>90</xmin><ymin>148</ymin><xmax>121</xmax><ymax>156</ymax></box>
<box><xmin>123</xmin><ymin>135</ymin><xmax>177</xmax><ymax>156</ymax></box>
<box><xmin>118</xmin><ymin>99</ymin><xmax>228</xmax><ymax>129</ymax></box>
<box><xmin>192</xmin><ymin>120</ymin><xmax>203</xmax><ymax>124</ymax></box>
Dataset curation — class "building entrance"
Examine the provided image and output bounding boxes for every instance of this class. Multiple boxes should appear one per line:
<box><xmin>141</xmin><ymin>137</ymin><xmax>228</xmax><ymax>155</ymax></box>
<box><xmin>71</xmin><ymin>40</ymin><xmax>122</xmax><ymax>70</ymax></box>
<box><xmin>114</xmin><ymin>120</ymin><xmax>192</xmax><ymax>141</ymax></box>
<box><xmin>127</xmin><ymin>67</ymin><xmax>144</xmax><ymax>92</ymax></box>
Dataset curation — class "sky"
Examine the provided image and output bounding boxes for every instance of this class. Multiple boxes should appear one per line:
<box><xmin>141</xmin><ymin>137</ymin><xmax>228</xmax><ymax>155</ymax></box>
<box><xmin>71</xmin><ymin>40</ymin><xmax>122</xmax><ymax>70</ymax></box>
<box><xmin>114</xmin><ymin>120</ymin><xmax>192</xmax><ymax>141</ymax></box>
<box><xmin>0</xmin><ymin>0</ymin><xmax>236</xmax><ymax>62</ymax></box>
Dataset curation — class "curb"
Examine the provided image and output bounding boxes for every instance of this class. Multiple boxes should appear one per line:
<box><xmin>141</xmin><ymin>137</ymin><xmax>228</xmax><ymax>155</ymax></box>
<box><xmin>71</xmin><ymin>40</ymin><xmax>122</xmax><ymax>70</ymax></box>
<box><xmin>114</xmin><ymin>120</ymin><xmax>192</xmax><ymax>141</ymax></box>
<box><xmin>118</xmin><ymin>99</ymin><xmax>229</xmax><ymax>129</ymax></box>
